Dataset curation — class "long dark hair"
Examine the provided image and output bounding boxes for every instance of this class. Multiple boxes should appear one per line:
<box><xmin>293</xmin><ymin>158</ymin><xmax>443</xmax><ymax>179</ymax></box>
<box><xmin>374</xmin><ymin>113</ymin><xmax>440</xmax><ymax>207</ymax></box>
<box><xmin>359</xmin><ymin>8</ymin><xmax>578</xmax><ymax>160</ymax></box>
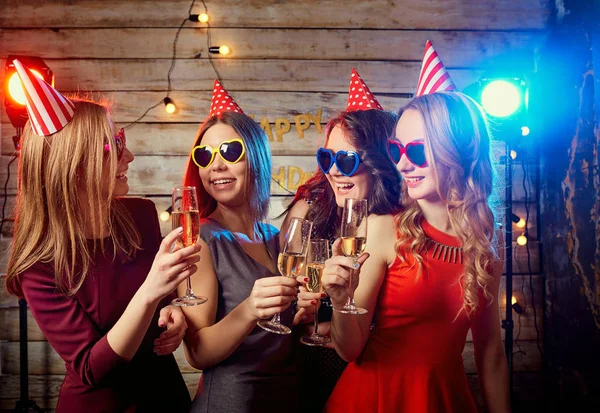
<box><xmin>285</xmin><ymin>109</ymin><xmax>401</xmax><ymax>240</ymax></box>
<box><xmin>183</xmin><ymin>112</ymin><xmax>272</xmax><ymax>224</ymax></box>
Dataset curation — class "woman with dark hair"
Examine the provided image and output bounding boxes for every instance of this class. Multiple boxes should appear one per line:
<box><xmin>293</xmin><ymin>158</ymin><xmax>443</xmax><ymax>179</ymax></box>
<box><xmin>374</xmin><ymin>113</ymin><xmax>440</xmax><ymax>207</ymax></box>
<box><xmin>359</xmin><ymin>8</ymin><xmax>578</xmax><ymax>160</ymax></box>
<box><xmin>180</xmin><ymin>81</ymin><xmax>298</xmax><ymax>413</ymax></box>
<box><xmin>282</xmin><ymin>69</ymin><xmax>401</xmax><ymax>412</ymax></box>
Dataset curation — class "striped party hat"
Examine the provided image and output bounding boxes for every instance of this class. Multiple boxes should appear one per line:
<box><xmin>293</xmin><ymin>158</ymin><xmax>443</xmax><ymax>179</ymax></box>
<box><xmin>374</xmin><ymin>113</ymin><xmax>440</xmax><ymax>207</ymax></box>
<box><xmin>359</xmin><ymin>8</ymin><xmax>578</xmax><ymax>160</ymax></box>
<box><xmin>13</xmin><ymin>59</ymin><xmax>75</xmax><ymax>136</ymax></box>
<box><xmin>209</xmin><ymin>80</ymin><xmax>244</xmax><ymax>117</ymax></box>
<box><xmin>415</xmin><ymin>41</ymin><xmax>456</xmax><ymax>97</ymax></box>
<box><xmin>346</xmin><ymin>68</ymin><xmax>383</xmax><ymax>112</ymax></box>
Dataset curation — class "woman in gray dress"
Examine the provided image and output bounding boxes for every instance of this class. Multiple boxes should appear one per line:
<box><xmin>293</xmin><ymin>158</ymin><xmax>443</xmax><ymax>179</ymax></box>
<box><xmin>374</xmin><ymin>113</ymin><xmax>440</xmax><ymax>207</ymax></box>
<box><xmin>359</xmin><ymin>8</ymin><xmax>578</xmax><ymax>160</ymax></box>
<box><xmin>180</xmin><ymin>82</ymin><xmax>298</xmax><ymax>413</ymax></box>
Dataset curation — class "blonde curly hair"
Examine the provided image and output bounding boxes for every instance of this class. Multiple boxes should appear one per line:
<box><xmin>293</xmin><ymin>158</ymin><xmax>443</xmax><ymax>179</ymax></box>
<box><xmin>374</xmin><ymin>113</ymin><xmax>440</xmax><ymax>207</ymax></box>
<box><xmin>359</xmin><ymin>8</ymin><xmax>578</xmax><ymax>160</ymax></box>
<box><xmin>393</xmin><ymin>91</ymin><xmax>500</xmax><ymax>317</ymax></box>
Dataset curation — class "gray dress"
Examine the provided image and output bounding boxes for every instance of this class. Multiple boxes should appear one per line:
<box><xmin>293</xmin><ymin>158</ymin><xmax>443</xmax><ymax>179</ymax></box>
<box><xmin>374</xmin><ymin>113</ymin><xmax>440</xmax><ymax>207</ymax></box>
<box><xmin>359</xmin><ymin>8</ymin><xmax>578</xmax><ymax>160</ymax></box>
<box><xmin>190</xmin><ymin>218</ymin><xmax>297</xmax><ymax>413</ymax></box>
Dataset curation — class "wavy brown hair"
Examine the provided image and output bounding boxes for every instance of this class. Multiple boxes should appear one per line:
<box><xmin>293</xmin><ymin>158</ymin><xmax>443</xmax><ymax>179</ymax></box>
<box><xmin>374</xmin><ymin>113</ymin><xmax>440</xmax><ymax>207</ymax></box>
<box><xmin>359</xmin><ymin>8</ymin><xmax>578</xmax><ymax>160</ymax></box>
<box><xmin>5</xmin><ymin>99</ymin><xmax>141</xmax><ymax>297</ymax></box>
<box><xmin>394</xmin><ymin>92</ymin><xmax>500</xmax><ymax>316</ymax></box>
<box><xmin>285</xmin><ymin>109</ymin><xmax>401</xmax><ymax>240</ymax></box>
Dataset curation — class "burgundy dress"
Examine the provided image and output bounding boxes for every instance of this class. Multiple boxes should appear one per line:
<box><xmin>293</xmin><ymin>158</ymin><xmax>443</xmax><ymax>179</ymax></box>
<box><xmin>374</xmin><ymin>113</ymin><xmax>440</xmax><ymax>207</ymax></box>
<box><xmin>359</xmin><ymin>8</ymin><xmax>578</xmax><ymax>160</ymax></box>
<box><xmin>20</xmin><ymin>197</ymin><xmax>190</xmax><ymax>413</ymax></box>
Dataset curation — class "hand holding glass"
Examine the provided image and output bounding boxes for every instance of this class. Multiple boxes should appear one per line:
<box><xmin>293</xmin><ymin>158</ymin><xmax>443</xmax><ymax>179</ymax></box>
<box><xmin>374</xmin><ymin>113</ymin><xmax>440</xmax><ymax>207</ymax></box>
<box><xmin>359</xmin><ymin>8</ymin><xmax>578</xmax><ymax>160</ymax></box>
<box><xmin>171</xmin><ymin>186</ymin><xmax>207</xmax><ymax>306</ymax></box>
<box><xmin>335</xmin><ymin>198</ymin><xmax>368</xmax><ymax>315</ymax></box>
<box><xmin>258</xmin><ymin>217</ymin><xmax>312</xmax><ymax>334</ymax></box>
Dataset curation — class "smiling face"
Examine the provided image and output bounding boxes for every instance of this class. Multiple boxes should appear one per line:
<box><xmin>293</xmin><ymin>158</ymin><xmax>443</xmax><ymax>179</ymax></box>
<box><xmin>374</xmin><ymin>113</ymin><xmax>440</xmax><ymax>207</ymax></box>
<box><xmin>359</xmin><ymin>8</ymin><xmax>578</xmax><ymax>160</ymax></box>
<box><xmin>197</xmin><ymin>122</ymin><xmax>247</xmax><ymax>207</ymax></box>
<box><xmin>394</xmin><ymin>109</ymin><xmax>439</xmax><ymax>203</ymax></box>
<box><xmin>324</xmin><ymin>125</ymin><xmax>371</xmax><ymax>208</ymax></box>
<box><xmin>101</xmin><ymin>123</ymin><xmax>134</xmax><ymax>198</ymax></box>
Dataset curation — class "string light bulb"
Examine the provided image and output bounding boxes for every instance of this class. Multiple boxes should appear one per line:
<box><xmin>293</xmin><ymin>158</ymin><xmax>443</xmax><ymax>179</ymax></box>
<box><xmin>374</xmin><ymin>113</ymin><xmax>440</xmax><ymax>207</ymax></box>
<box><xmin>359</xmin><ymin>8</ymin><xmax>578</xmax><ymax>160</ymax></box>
<box><xmin>190</xmin><ymin>13</ymin><xmax>209</xmax><ymax>23</ymax></box>
<box><xmin>163</xmin><ymin>97</ymin><xmax>176</xmax><ymax>114</ymax></box>
<box><xmin>510</xmin><ymin>150</ymin><xmax>517</xmax><ymax>160</ymax></box>
<box><xmin>209</xmin><ymin>45</ymin><xmax>231</xmax><ymax>56</ymax></box>
<box><xmin>516</xmin><ymin>233</ymin><xmax>528</xmax><ymax>246</ymax></box>
<box><xmin>159</xmin><ymin>210</ymin><xmax>171</xmax><ymax>222</ymax></box>
<box><xmin>511</xmin><ymin>296</ymin><xmax>523</xmax><ymax>314</ymax></box>
<box><xmin>516</xmin><ymin>218</ymin><xmax>526</xmax><ymax>228</ymax></box>
<box><xmin>521</xmin><ymin>126</ymin><xmax>530</xmax><ymax>136</ymax></box>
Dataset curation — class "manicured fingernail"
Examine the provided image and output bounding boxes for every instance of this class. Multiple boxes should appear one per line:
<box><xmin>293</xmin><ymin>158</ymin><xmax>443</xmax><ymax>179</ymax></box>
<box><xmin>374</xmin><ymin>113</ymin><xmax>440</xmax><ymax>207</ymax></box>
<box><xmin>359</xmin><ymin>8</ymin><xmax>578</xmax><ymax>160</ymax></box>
<box><xmin>321</xmin><ymin>293</ymin><xmax>327</xmax><ymax>298</ymax></box>
<box><xmin>304</xmin><ymin>277</ymin><xmax>309</xmax><ymax>282</ymax></box>
<box><xmin>177</xmin><ymin>226</ymin><xmax>183</xmax><ymax>233</ymax></box>
<box><xmin>311</xmin><ymin>300</ymin><xmax>316</xmax><ymax>305</ymax></box>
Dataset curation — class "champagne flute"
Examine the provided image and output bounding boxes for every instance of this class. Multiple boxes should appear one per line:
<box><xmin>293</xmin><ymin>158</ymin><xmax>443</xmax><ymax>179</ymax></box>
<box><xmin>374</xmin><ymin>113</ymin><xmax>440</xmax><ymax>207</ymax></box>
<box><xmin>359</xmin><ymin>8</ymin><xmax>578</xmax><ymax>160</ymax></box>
<box><xmin>258</xmin><ymin>217</ymin><xmax>312</xmax><ymax>335</ymax></box>
<box><xmin>335</xmin><ymin>198</ymin><xmax>368</xmax><ymax>315</ymax></box>
<box><xmin>171</xmin><ymin>186</ymin><xmax>207</xmax><ymax>306</ymax></box>
<box><xmin>300</xmin><ymin>239</ymin><xmax>331</xmax><ymax>346</ymax></box>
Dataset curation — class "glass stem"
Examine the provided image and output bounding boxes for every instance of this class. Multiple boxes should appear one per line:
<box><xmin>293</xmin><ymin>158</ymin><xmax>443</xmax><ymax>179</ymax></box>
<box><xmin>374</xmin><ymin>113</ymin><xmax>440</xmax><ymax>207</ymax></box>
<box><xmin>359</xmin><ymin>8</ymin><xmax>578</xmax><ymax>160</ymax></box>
<box><xmin>313</xmin><ymin>303</ymin><xmax>319</xmax><ymax>336</ymax></box>
<box><xmin>346</xmin><ymin>261</ymin><xmax>357</xmax><ymax>307</ymax></box>
<box><xmin>186</xmin><ymin>278</ymin><xmax>194</xmax><ymax>297</ymax></box>
<box><xmin>271</xmin><ymin>312</ymin><xmax>281</xmax><ymax>325</ymax></box>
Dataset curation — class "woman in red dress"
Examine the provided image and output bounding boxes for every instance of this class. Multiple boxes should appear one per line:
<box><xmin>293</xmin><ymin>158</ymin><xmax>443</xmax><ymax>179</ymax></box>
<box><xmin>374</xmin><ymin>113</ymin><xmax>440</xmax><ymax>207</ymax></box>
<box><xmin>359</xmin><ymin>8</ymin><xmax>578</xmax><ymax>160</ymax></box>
<box><xmin>4</xmin><ymin>61</ymin><xmax>197</xmax><ymax>412</ymax></box>
<box><xmin>322</xmin><ymin>91</ymin><xmax>510</xmax><ymax>412</ymax></box>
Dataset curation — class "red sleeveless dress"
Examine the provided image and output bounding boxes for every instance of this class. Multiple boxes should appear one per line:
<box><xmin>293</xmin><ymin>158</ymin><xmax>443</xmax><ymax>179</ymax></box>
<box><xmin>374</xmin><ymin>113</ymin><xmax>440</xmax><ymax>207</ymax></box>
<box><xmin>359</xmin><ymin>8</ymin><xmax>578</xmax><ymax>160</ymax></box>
<box><xmin>325</xmin><ymin>220</ymin><xmax>478</xmax><ymax>413</ymax></box>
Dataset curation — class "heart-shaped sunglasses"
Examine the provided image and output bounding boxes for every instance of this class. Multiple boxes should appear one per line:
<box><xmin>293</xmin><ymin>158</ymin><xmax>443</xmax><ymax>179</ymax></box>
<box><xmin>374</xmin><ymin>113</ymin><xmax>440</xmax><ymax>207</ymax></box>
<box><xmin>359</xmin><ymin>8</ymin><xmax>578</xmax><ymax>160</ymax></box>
<box><xmin>104</xmin><ymin>128</ymin><xmax>126</xmax><ymax>160</ymax></box>
<box><xmin>316</xmin><ymin>148</ymin><xmax>361</xmax><ymax>177</ymax></box>
<box><xmin>386</xmin><ymin>139</ymin><xmax>428</xmax><ymax>168</ymax></box>
<box><xmin>192</xmin><ymin>138</ymin><xmax>246</xmax><ymax>169</ymax></box>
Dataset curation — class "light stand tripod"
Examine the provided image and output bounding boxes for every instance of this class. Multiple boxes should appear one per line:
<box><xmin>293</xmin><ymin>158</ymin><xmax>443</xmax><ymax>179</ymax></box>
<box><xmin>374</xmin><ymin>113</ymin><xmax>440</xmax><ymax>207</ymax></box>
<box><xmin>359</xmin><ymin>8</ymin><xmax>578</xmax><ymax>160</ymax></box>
<box><xmin>501</xmin><ymin>141</ymin><xmax>514</xmax><ymax>393</ymax></box>
<box><xmin>4</xmin><ymin>129</ymin><xmax>42</xmax><ymax>413</ymax></box>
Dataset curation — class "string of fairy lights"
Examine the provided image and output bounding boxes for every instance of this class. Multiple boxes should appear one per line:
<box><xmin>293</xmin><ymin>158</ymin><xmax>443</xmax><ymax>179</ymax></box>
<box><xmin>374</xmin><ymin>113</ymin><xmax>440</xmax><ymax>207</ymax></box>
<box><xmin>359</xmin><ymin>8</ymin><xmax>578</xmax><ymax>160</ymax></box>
<box><xmin>124</xmin><ymin>0</ymin><xmax>230</xmax><ymax>129</ymax></box>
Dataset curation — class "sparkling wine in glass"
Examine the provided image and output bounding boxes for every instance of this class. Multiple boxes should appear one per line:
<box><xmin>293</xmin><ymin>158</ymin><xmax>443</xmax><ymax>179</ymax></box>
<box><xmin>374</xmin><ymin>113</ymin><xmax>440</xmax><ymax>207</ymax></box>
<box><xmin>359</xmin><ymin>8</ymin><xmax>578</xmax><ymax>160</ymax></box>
<box><xmin>301</xmin><ymin>239</ymin><xmax>331</xmax><ymax>346</ymax></box>
<box><xmin>258</xmin><ymin>217</ymin><xmax>312</xmax><ymax>334</ymax></box>
<box><xmin>335</xmin><ymin>198</ymin><xmax>368</xmax><ymax>315</ymax></box>
<box><xmin>171</xmin><ymin>186</ymin><xmax>207</xmax><ymax>306</ymax></box>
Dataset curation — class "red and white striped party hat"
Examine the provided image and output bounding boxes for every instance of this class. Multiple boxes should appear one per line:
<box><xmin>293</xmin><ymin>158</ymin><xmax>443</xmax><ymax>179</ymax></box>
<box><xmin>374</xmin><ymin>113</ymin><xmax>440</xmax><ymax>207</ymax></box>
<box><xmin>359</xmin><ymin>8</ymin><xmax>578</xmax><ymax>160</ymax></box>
<box><xmin>13</xmin><ymin>59</ymin><xmax>75</xmax><ymax>136</ymax></box>
<box><xmin>209</xmin><ymin>80</ymin><xmax>244</xmax><ymax>117</ymax></box>
<box><xmin>415</xmin><ymin>40</ymin><xmax>456</xmax><ymax>97</ymax></box>
<box><xmin>346</xmin><ymin>68</ymin><xmax>383</xmax><ymax>112</ymax></box>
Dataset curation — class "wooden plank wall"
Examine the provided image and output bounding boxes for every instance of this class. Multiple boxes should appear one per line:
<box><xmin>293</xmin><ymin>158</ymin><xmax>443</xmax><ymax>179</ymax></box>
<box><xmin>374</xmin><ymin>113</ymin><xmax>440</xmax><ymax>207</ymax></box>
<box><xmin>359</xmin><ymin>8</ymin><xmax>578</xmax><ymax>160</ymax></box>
<box><xmin>0</xmin><ymin>0</ymin><xmax>549</xmax><ymax>410</ymax></box>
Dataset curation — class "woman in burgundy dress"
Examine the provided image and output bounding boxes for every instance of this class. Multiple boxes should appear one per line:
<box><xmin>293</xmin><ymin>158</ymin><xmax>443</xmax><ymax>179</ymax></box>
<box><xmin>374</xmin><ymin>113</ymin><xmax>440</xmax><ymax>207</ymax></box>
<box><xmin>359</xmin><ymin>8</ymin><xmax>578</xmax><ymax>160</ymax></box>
<box><xmin>4</xmin><ymin>61</ymin><xmax>197</xmax><ymax>412</ymax></box>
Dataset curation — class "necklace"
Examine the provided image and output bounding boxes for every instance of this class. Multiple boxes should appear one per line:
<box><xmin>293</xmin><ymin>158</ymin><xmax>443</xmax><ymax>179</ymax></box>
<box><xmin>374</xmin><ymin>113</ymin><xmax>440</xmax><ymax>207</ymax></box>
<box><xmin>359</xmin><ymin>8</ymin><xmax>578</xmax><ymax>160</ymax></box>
<box><xmin>422</xmin><ymin>236</ymin><xmax>463</xmax><ymax>264</ymax></box>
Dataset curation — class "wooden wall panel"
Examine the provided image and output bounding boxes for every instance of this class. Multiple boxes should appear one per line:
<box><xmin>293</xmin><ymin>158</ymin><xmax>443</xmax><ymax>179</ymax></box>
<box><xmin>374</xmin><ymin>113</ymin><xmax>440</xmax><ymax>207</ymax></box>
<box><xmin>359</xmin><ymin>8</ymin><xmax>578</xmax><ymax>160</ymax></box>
<box><xmin>1</xmin><ymin>92</ymin><xmax>408</xmax><ymax>123</ymax></box>
<box><xmin>0</xmin><ymin>373</ymin><xmax>201</xmax><ymax>404</ymax></box>
<box><xmin>0</xmin><ymin>59</ymin><xmax>480</xmax><ymax>94</ymax></box>
<box><xmin>0</xmin><ymin>29</ymin><xmax>543</xmax><ymax>66</ymax></box>
<box><xmin>0</xmin><ymin>1</ymin><xmax>550</xmax><ymax>30</ymax></box>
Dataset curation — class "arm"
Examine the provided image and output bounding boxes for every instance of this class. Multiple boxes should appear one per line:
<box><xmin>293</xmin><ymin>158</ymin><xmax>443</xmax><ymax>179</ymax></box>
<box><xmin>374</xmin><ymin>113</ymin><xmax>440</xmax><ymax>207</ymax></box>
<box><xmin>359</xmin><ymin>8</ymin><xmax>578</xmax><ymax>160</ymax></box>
<box><xmin>106</xmin><ymin>229</ymin><xmax>200</xmax><ymax>360</ymax></box>
<box><xmin>21</xmin><ymin>229</ymin><xmax>200</xmax><ymax>387</ymax></box>
<box><xmin>324</xmin><ymin>214</ymin><xmax>396</xmax><ymax>362</ymax></box>
<box><xmin>181</xmin><ymin>237</ymin><xmax>297</xmax><ymax>371</ymax></box>
<box><xmin>471</xmin><ymin>254</ymin><xmax>510</xmax><ymax>413</ymax></box>
<box><xmin>279</xmin><ymin>198</ymin><xmax>310</xmax><ymax>246</ymax></box>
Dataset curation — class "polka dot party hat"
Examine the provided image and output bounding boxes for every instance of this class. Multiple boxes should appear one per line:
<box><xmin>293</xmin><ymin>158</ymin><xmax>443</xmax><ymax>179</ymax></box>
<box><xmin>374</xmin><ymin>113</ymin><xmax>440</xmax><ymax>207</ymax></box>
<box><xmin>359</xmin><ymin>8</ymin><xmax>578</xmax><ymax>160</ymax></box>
<box><xmin>209</xmin><ymin>80</ymin><xmax>244</xmax><ymax>117</ymax></box>
<box><xmin>346</xmin><ymin>68</ymin><xmax>383</xmax><ymax>112</ymax></box>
